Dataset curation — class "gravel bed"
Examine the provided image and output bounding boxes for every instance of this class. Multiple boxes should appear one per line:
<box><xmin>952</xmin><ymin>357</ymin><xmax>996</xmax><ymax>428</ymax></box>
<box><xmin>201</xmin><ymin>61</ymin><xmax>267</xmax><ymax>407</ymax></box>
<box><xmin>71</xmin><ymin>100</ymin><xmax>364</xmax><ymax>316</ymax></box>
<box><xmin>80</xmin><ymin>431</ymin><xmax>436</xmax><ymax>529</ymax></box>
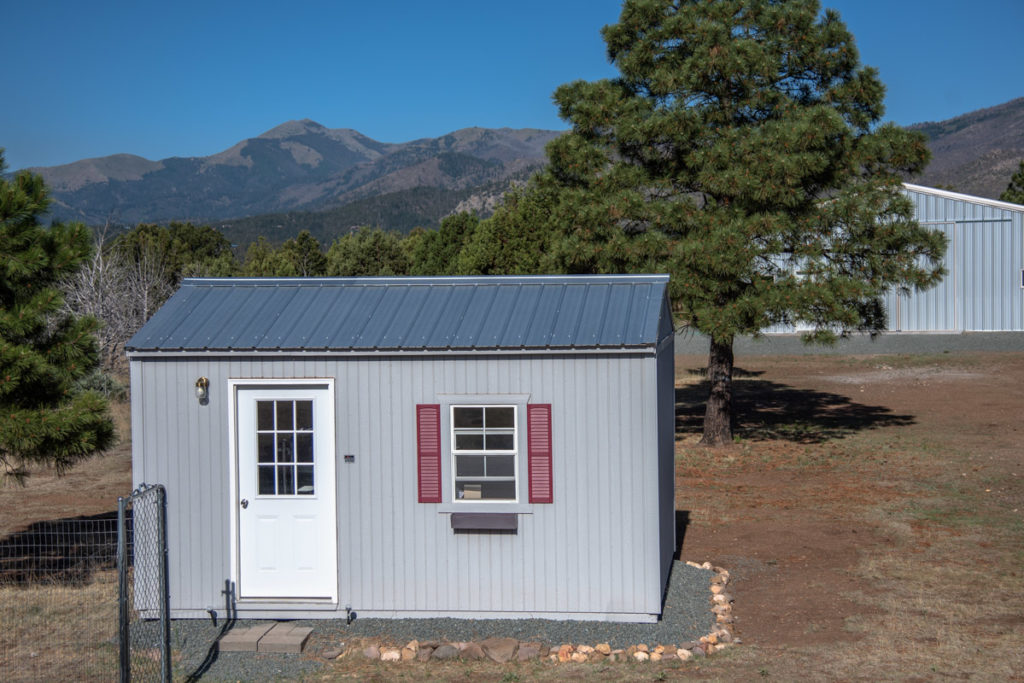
<box><xmin>167</xmin><ymin>560</ymin><xmax>714</xmax><ymax>681</ymax></box>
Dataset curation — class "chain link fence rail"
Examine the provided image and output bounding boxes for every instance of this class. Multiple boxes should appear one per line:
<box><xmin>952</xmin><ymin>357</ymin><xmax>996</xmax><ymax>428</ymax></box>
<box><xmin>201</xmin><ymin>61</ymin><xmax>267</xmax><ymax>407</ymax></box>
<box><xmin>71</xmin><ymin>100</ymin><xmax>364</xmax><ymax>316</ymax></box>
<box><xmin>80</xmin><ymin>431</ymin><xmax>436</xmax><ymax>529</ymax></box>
<box><xmin>118</xmin><ymin>483</ymin><xmax>171</xmax><ymax>683</ymax></box>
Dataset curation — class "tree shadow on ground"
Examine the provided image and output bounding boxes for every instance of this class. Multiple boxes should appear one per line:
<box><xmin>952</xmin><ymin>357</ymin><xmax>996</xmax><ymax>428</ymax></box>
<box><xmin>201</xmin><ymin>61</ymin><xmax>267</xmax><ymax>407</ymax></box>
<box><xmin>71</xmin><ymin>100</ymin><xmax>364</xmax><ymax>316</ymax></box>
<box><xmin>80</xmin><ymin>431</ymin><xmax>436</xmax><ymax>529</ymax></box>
<box><xmin>677</xmin><ymin>366</ymin><xmax>915</xmax><ymax>443</ymax></box>
<box><xmin>0</xmin><ymin>511</ymin><xmax>120</xmax><ymax>586</ymax></box>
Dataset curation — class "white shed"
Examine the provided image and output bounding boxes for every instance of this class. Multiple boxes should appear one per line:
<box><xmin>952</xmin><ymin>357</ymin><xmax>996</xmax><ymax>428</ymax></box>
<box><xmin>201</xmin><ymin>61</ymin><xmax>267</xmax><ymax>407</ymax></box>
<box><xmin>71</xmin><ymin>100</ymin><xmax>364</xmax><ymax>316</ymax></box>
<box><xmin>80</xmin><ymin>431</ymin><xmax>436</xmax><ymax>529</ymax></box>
<box><xmin>126</xmin><ymin>275</ymin><xmax>676</xmax><ymax>622</ymax></box>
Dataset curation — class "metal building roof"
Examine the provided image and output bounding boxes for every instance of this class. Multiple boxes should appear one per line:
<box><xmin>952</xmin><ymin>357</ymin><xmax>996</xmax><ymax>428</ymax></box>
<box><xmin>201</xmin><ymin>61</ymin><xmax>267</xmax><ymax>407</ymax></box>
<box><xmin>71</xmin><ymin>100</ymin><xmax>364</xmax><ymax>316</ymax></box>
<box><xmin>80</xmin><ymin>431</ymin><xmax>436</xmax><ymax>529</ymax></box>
<box><xmin>126</xmin><ymin>275</ymin><xmax>672</xmax><ymax>354</ymax></box>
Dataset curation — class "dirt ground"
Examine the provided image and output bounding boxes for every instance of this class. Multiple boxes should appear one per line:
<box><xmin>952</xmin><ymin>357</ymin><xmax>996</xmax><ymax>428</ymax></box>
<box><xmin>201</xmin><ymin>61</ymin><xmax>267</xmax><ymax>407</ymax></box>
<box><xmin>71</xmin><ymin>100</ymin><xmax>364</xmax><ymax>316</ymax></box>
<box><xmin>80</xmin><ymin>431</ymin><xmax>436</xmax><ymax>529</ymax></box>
<box><xmin>673</xmin><ymin>351</ymin><xmax>1024</xmax><ymax>681</ymax></box>
<box><xmin>1</xmin><ymin>352</ymin><xmax>1022</xmax><ymax>681</ymax></box>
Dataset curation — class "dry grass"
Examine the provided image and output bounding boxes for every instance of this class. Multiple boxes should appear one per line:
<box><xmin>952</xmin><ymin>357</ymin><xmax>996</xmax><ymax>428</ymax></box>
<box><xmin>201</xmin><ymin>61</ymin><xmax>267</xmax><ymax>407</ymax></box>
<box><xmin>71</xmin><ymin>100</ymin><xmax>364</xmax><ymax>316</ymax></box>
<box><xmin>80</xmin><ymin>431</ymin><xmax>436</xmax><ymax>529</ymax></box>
<box><xmin>0</xmin><ymin>571</ymin><xmax>120</xmax><ymax>682</ymax></box>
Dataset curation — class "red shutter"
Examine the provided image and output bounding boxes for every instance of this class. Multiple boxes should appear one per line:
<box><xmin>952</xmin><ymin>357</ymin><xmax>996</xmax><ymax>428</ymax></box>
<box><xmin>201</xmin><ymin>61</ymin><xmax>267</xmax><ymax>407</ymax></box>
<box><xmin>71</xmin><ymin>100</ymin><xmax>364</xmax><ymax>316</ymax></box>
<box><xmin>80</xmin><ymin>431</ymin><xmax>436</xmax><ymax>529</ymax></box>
<box><xmin>527</xmin><ymin>404</ymin><xmax>553</xmax><ymax>503</ymax></box>
<box><xmin>416</xmin><ymin>404</ymin><xmax>442</xmax><ymax>503</ymax></box>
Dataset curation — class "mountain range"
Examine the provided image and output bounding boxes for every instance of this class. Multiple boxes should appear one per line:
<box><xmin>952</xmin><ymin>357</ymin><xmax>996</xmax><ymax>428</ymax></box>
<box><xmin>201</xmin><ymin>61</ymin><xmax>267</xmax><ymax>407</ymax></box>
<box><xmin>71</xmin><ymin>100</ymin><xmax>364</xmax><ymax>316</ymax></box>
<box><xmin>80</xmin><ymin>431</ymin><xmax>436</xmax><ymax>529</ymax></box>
<box><xmin>31</xmin><ymin>121</ymin><xmax>558</xmax><ymax>233</ymax></box>
<box><xmin>26</xmin><ymin>97</ymin><xmax>1024</xmax><ymax>242</ymax></box>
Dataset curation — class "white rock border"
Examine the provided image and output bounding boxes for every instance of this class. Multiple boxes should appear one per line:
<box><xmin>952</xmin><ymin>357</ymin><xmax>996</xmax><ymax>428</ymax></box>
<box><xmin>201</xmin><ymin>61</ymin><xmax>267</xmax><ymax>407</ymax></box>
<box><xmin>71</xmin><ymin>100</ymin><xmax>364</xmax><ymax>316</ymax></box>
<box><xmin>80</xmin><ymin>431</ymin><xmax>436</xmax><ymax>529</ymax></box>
<box><xmin>324</xmin><ymin>561</ymin><xmax>738</xmax><ymax>664</ymax></box>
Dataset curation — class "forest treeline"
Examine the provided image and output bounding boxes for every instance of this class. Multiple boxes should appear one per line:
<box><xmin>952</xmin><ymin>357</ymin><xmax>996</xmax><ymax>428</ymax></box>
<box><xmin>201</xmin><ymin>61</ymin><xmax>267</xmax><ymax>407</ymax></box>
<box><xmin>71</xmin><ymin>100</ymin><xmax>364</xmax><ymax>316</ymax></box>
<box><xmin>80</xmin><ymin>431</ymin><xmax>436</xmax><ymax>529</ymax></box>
<box><xmin>64</xmin><ymin>188</ymin><xmax>618</xmax><ymax>373</ymax></box>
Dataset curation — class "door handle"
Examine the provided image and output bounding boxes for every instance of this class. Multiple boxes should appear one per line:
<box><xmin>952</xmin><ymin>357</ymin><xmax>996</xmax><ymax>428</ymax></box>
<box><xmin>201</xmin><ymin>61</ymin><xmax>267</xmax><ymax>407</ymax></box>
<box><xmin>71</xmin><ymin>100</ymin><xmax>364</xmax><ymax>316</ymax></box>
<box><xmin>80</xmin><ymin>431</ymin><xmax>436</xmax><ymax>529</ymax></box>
<box><xmin>240</xmin><ymin>499</ymin><xmax>248</xmax><ymax>509</ymax></box>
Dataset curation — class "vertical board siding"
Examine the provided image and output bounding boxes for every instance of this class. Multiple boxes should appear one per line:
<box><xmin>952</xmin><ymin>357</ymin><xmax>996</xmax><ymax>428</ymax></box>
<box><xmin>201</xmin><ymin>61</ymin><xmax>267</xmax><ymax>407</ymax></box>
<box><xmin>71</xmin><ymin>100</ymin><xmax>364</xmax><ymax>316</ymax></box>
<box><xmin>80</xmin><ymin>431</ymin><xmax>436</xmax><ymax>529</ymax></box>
<box><xmin>891</xmin><ymin>189</ymin><xmax>1023</xmax><ymax>332</ymax></box>
<box><xmin>133</xmin><ymin>352</ymin><xmax>669</xmax><ymax>619</ymax></box>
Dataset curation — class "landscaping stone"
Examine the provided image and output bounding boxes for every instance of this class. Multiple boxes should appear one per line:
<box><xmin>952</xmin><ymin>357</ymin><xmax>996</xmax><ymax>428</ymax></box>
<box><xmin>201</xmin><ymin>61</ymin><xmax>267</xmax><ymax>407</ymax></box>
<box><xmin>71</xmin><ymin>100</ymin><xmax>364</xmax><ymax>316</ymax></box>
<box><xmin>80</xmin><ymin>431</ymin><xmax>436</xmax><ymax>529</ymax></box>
<box><xmin>459</xmin><ymin>642</ymin><xmax>486</xmax><ymax>660</ymax></box>
<box><xmin>362</xmin><ymin>645</ymin><xmax>380</xmax><ymax>660</ymax></box>
<box><xmin>380</xmin><ymin>648</ymin><xmax>401</xmax><ymax>662</ymax></box>
<box><xmin>571</xmin><ymin>651</ymin><xmax>588</xmax><ymax>663</ymax></box>
<box><xmin>633</xmin><ymin>651</ymin><xmax>650</xmax><ymax>662</ymax></box>
<box><xmin>516</xmin><ymin>642</ymin><xmax>543</xmax><ymax>661</ymax></box>
<box><xmin>320</xmin><ymin>646</ymin><xmax>344</xmax><ymax>660</ymax></box>
<box><xmin>416</xmin><ymin>647</ymin><xmax>434</xmax><ymax>662</ymax></box>
<box><xmin>595</xmin><ymin>642</ymin><xmax>611</xmax><ymax>655</ymax></box>
<box><xmin>481</xmin><ymin>636</ymin><xmax>518</xmax><ymax>663</ymax></box>
<box><xmin>432</xmin><ymin>644</ymin><xmax>460</xmax><ymax>660</ymax></box>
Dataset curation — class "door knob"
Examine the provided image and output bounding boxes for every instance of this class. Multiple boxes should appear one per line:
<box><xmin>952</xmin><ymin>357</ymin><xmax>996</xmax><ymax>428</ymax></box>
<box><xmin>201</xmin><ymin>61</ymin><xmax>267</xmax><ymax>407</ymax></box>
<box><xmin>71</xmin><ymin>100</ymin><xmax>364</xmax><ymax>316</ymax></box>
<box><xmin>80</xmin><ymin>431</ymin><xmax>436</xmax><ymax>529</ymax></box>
<box><xmin>240</xmin><ymin>499</ymin><xmax>248</xmax><ymax>509</ymax></box>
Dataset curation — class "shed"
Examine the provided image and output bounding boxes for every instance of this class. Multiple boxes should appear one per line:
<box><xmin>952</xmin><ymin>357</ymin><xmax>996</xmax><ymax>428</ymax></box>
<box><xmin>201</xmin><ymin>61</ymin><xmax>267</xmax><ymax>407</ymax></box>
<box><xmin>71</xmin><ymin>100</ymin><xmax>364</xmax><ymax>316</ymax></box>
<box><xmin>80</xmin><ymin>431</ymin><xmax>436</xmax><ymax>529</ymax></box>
<box><xmin>126</xmin><ymin>274</ymin><xmax>676</xmax><ymax>622</ymax></box>
<box><xmin>886</xmin><ymin>184</ymin><xmax>1024</xmax><ymax>332</ymax></box>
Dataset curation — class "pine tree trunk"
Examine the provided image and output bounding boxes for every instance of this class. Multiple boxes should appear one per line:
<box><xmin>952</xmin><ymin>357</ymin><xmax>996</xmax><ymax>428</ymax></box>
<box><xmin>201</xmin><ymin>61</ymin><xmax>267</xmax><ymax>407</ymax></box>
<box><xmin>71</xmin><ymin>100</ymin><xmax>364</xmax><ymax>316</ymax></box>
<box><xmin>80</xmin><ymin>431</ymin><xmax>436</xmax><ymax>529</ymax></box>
<box><xmin>700</xmin><ymin>337</ymin><xmax>734</xmax><ymax>446</ymax></box>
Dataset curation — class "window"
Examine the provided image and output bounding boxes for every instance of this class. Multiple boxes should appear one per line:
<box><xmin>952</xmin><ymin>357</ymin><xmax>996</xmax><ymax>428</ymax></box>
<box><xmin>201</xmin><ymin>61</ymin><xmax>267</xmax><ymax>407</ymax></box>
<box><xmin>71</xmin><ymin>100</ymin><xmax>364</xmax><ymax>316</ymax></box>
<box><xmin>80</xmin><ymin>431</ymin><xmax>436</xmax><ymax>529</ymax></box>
<box><xmin>256</xmin><ymin>399</ymin><xmax>315</xmax><ymax>496</ymax></box>
<box><xmin>451</xmin><ymin>405</ymin><xmax>517</xmax><ymax>501</ymax></box>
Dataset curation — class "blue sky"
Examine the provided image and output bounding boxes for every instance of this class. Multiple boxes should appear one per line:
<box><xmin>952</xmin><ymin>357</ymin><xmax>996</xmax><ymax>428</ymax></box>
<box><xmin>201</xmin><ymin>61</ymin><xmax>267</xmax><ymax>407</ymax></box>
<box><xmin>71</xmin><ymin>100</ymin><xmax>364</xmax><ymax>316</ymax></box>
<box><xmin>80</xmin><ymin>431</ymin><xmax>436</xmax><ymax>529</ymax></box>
<box><xmin>3</xmin><ymin>0</ymin><xmax>1022</xmax><ymax>170</ymax></box>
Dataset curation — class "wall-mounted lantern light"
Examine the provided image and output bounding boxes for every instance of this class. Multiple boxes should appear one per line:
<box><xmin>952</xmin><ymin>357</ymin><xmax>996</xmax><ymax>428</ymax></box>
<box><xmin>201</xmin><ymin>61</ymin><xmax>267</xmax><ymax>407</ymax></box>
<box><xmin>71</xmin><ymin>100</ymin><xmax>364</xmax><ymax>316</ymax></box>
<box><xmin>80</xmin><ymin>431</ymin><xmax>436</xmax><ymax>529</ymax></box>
<box><xmin>195</xmin><ymin>377</ymin><xmax>209</xmax><ymax>402</ymax></box>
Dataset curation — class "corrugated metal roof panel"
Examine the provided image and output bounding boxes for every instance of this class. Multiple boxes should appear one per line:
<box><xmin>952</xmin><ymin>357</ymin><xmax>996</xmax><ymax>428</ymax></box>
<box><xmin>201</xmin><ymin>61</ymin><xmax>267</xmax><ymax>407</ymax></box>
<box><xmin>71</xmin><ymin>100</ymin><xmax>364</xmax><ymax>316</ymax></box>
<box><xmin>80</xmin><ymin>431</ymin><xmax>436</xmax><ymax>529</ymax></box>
<box><xmin>125</xmin><ymin>275</ymin><xmax>672</xmax><ymax>353</ymax></box>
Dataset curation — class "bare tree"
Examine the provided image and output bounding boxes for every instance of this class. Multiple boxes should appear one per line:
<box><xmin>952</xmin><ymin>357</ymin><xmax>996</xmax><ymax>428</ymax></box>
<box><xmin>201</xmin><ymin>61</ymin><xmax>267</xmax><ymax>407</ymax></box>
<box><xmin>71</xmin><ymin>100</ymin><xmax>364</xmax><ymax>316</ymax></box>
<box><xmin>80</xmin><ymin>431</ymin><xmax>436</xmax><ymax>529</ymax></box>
<box><xmin>60</xmin><ymin>227</ymin><xmax>171</xmax><ymax>373</ymax></box>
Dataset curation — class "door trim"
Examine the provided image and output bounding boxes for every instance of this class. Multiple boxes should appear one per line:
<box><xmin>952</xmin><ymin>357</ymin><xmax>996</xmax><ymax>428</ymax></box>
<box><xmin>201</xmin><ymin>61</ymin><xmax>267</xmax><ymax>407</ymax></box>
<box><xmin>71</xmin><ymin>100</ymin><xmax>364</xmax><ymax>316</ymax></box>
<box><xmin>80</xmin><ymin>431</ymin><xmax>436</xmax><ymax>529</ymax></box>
<box><xmin>228</xmin><ymin>378</ymin><xmax>337</xmax><ymax>604</ymax></box>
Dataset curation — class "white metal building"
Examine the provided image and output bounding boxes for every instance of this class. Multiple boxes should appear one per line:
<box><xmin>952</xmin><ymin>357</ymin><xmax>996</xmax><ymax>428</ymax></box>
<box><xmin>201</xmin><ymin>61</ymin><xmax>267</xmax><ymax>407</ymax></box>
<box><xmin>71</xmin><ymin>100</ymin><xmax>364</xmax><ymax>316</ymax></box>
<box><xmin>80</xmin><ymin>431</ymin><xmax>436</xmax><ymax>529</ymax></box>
<box><xmin>887</xmin><ymin>184</ymin><xmax>1024</xmax><ymax>332</ymax></box>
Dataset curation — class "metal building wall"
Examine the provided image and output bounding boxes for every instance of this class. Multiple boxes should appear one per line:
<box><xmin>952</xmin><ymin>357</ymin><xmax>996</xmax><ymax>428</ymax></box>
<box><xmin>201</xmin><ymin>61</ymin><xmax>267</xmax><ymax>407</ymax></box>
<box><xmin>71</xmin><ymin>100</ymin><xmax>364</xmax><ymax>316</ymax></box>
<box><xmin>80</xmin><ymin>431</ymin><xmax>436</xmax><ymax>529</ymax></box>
<box><xmin>888</xmin><ymin>186</ymin><xmax>1024</xmax><ymax>332</ymax></box>
<box><xmin>130</xmin><ymin>351</ymin><xmax>671</xmax><ymax>622</ymax></box>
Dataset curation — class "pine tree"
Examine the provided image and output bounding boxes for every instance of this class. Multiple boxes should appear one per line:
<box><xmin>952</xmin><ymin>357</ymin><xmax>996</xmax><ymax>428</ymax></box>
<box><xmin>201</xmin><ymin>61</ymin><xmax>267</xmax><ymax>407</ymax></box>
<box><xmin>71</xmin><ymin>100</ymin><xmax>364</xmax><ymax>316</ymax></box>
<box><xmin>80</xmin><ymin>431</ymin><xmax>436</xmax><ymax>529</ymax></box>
<box><xmin>0</xmin><ymin>152</ymin><xmax>115</xmax><ymax>482</ymax></box>
<box><xmin>1000</xmin><ymin>160</ymin><xmax>1024</xmax><ymax>205</ymax></box>
<box><xmin>536</xmin><ymin>0</ymin><xmax>947</xmax><ymax>444</ymax></box>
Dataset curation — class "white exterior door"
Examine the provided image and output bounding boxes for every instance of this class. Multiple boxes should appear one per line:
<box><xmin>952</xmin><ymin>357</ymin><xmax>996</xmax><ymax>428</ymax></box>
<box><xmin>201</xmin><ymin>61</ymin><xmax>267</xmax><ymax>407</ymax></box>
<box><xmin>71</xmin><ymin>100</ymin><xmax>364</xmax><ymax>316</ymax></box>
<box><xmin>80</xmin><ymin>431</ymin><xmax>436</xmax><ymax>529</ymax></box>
<box><xmin>235</xmin><ymin>383</ymin><xmax>337</xmax><ymax>601</ymax></box>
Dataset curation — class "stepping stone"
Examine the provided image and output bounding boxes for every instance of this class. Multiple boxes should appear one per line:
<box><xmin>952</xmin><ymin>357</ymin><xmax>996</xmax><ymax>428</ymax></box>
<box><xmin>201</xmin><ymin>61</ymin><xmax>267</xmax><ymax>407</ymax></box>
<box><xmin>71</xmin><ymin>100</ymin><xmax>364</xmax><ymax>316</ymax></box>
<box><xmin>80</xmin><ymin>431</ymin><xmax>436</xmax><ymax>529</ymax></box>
<box><xmin>258</xmin><ymin>623</ymin><xmax>314</xmax><ymax>653</ymax></box>
<box><xmin>219</xmin><ymin>623</ymin><xmax>275</xmax><ymax>652</ymax></box>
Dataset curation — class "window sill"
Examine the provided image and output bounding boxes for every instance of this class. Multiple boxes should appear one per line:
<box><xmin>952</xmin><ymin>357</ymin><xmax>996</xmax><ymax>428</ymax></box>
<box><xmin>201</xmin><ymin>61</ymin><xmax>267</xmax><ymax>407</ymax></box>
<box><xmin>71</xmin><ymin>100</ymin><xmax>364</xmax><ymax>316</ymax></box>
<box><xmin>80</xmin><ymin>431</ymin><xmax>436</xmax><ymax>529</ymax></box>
<box><xmin>438</xmin><ymin>503</ymin><xmax>534</xmax><ymax>514</ymax></box>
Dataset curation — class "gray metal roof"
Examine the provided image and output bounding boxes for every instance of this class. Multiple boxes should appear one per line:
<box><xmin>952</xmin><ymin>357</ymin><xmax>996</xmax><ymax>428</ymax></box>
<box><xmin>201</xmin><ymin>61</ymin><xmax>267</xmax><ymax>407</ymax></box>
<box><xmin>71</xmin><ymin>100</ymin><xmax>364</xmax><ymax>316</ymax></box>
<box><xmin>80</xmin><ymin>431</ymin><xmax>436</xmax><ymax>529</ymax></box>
<box><xmin>126</xmin><ymin>275</ymin><xmax>672</xmax><ymax>354</ymax></box>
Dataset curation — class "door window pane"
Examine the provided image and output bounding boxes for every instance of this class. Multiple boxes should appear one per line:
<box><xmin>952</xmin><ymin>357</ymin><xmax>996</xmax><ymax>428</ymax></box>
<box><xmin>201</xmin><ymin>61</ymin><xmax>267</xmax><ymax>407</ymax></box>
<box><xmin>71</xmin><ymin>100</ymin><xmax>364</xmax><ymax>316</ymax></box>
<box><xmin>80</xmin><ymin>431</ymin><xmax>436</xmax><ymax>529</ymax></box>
<box><xmin>295</xmin><ymin>400</ymin><xmax>313</xmax><ymax>430</ymax></box>
<box><xmin>276</xmin><ymin>401</ymin><xmax>293</xmax><ymax>430</ymax></box>
<box><xmin>255</xmin><ymin>398</ymin><xmax>315</xmax><ymax>497</ymax></box>
<box><xmin>258</xmin><ymin>434</ymin><xmax>274</xmax><ymax>463</ymax></box>
<box><xmin>277</xmin><ymin>465</ymin><xmax>295</xmax><ymax>495</ymax></box>
<box><xmin>257</xmin><ymin>401</ymin><xmax>274</xmax><ymax>430</ymax></box>
<box><xmin>296</xmin><ymin>434</ymin><xmax>313</xmax><ymax>462</ymax></box>
<box><xmin>258</xmin><ymin>466</ymin><xmax>276</xmax><ymax>495</ymax></box>
<box><xmin>296</xmin><ymin>466</ymin><xmax>314</xmax><ymax>494</ymax></box>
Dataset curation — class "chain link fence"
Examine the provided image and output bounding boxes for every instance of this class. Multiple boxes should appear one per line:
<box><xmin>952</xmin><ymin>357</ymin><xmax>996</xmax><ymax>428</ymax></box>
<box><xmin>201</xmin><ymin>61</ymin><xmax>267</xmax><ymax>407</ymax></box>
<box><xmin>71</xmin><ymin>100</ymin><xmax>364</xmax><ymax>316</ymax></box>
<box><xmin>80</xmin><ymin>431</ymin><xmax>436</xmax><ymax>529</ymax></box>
<box><xmin>0</xmin><ymin>483</ymin><xmax>170</xmax><ymax>682</ymax></box>
<box><xmin>118</xmin><ymin>483</ymin><xmax>171</xmax><ymax>682</ymax></box>
<box><xmin>0</xmin><ymin>511</ymin><xmax>121</xmax><ymax>681</ymax></box>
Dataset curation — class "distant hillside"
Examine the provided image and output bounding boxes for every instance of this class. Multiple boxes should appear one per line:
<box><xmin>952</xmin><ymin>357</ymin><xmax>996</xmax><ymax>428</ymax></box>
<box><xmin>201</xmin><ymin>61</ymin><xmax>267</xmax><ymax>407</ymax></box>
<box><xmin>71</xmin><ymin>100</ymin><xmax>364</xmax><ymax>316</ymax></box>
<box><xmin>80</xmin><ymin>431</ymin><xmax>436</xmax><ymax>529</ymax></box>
<box><xmin>909</xmin><ymin>97</ymin><xmax>1024</xmax><ymax>199</ymax></box>
<box><xmin>29</xmin><ymin>121</ymin><xmax>559</xmax><ymax>226</ymax></box>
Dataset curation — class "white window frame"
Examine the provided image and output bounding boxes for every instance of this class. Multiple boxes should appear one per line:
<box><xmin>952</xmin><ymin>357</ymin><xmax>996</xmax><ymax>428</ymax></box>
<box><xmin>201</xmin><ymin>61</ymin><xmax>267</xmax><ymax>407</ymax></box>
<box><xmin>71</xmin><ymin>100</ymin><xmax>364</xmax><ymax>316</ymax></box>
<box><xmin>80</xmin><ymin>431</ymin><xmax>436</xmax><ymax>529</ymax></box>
<box><xmin>449</xmin><ymin>404</ymin><xmax>519</xmax><ymax>504</ymax></box>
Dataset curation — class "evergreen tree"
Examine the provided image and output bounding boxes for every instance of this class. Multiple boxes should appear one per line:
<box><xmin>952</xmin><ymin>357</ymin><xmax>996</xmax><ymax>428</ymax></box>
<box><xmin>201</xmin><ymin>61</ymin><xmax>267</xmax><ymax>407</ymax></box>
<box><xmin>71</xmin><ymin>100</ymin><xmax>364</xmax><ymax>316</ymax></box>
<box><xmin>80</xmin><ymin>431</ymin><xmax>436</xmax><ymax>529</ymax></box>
<box><xmin>279</xmin><ymin>230</ymin><xmax>328</xmax><ymax>276</ymax></box>
<box><xmin>241</xmin><ymin>236</ymin><xmax>288</xmax><ymax>276</ymax></box>
<box><xmin>325</xmin><ymin>227</ymin><xmax>410</xmax><ymax>276</ymax></box>
<box><xmin>1000</xmin><ymin>160</ymin><xmax>1024</xmax><ymax>205</ymax></box>
<box><xmin>536</xmin><ymin>0</ymin><xmax>946</xmax><ymax>444</ymax></box>
<box><xmin>408</xmin><ymin>212</ymin><xmax>479</xmax><ymax>275</ymax></box>
<box><xmin>455</xmin><ymin>189</ymin><xmax>562</xmax><ymax>275</ymax></box>
<box><xmin>0</xmin><ymin>152</ymin><xmax>115</xmax><ymax>482</ymax></box>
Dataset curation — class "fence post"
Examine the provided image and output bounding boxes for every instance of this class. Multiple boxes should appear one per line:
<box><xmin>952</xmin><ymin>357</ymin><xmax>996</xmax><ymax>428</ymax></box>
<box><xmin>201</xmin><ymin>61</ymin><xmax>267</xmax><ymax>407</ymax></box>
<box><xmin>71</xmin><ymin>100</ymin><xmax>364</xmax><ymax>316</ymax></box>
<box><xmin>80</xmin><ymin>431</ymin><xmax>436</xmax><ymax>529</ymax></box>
<box><xmin>157</xmin><ymin>485</ymin><xmax>172</xmax><ymax>683</ymax></box>
<box><xmin>117</xmin><ymin>495</ymin><xmax>130</xmax><ymax>683</ymax></box>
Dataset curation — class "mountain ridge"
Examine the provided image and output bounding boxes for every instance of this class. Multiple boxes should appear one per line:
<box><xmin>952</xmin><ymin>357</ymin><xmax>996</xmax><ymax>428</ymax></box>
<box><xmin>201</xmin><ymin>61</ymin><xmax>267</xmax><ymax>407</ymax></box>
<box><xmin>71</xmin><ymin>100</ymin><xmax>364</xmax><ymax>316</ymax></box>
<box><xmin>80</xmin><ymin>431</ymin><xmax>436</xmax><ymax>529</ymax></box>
<box><xmin>30</xmin><ymin>121</ymin><xmax>559</xmax><ymax>226</ymax></box>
